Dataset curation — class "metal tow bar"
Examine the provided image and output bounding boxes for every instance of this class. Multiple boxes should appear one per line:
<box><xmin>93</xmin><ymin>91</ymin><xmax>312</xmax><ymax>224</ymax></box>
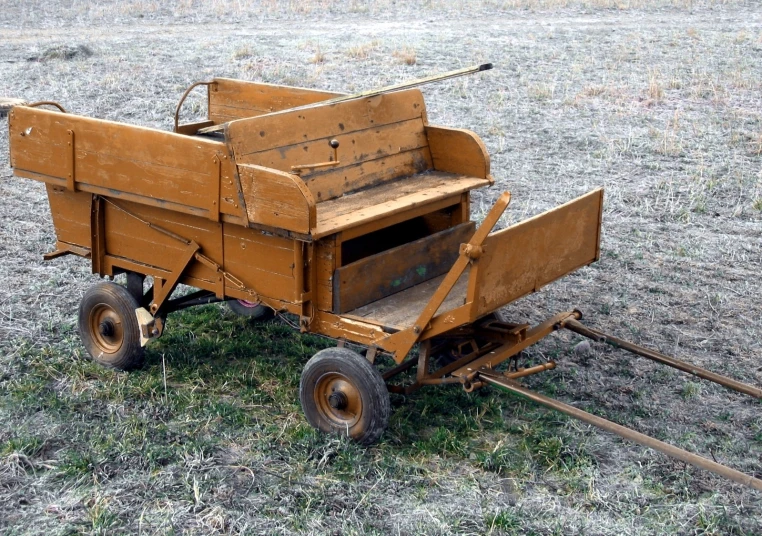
<box><xmin>470</xmin><ymin>313</ymin><xmax>762</xmax><ymax>492</ymax></box>
<box><xmin>479</xmin><ymin>371</ymin><xmax>762</xmax><ymax>492</ymax></box>
<box><xmin>562</xmin><ymin>318</ymin><xmax>762</xmax><ymax>399</ymax></box>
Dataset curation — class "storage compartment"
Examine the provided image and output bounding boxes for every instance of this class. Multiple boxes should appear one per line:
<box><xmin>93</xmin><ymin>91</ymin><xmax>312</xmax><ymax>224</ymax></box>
<box><xmin>332</xmin><ymin>221</ymin><xmax>475</xmax><ymax>314</ymax></box>
<box><xmin>340</xmin><ymin>204</ymin><xmax>463</xmax><ymax>265</ymax></box>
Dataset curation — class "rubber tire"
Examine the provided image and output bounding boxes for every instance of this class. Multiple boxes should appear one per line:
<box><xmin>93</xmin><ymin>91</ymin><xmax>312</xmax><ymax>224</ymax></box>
<box><xmin>300</xmin><ymin>347</ymin><xmax>390</xmax><ymax>446</ymax></box>
<box><xmin>226</xmin><ymin>299</ymin><xmax>274</xmax><ymax>320</ymax></box>
<box><xmin>78</xmin><ymin>281</ymin><xmax>145</xmax><ymax>371</ymax></box>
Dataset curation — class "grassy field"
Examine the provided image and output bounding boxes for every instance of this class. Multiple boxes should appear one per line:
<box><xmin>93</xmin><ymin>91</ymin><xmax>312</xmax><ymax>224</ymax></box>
<box><xmin>1</xmin><ymin>1</ymin><xmax>761</xmax><ymax>534</ymax></box>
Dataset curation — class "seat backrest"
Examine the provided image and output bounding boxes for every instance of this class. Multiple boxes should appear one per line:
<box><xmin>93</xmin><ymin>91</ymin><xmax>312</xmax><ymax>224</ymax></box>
<box><xmin>226</xmin><ymin>89</ymin><xmax>432</xmax><ymax>202</ymax></box>
<box><xmin>209</xmin><ymin>78</ymin><xmax>342</xmax><ymax>123</ymax></box>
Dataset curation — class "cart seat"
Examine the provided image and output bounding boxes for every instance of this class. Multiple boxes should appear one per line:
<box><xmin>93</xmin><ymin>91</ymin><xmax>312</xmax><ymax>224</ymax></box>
<box><xmin>312</xmin><ymin>171</ymin><xmax>490</xmax><ymax>238</ymax></box>
<box><xmin>227</xmin><ymin>87</ymin><xmax>492</xmax><ymax>237</ymax></box>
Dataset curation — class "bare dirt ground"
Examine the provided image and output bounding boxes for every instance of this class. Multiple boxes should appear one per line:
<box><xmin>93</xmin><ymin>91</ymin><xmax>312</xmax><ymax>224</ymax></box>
<box><xmin>1</xmin><ymin>1</ymin><xmax>761</xmax><ymax>534</ymax></box>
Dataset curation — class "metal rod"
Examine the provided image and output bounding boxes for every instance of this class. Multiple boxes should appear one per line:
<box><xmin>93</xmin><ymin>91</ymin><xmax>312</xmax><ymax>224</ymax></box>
<box><xmin>504</xmin><ymin>361</ymin><xmax>556</xmax><ymax>380</ymax></box>
<box><xmin>198</xmin><ymin>63</ymin><xmax>493</xmax><ymax>135</ymax></box>
<box><xmin>174</xmin><ymin>80</ymin><xmax>215</xmax><ymax>133</ymax></box>
<box><xmin>382</xmin><ymin>356</ymin><xmax>417</xmax><ymax>380</ymax></box>
<box><xmin>26</xmin><ymin>100</ymin><xmax>68</xmax><ymax>113</ymax></box>
<box><xmin>481</xmin><ymin>374</ymin><xmax>762</xmax><ymax>492</ymax></box>
<box><xmin>563</xmin><ymin>319</ymin><xmax>762</xmax><ymax>400</ymax></box>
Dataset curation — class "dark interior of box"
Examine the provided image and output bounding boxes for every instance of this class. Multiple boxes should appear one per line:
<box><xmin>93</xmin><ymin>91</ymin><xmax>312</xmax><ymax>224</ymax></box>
<box><xmin>340</xmin><ymin>204</ymin><xmax>460</xmax><ymax>266</ymax></box>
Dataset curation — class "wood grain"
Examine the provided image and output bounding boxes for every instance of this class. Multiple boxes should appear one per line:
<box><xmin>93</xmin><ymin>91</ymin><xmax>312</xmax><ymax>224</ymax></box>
<box><xmin>10</xmin><ymin>106</ymin><xmax>229</xmax><ymax>219</ymax></box>
<box><xmin>472</xmin><ymin>189</ymin><xmax>603</xmax><ymax>316</ymax></box>
<box><xmin>209</xmin><ymin>78</ymin><xmax>342</xmax><ymax>123</ymax></box>
<box><xmin>314</xmin><ymin>171</ymin><xmax>490</xmax><ymax>238</ymax></box>
<box><xmin>425</xmin><ymin>125</ymin><xmax>491</xmax><ymax>179</ymax></box>
<box><xmin>345</xmin><ymin>269</ymin><xmax>471</xmax><ymax>331</ymax></box>
<box><xmin>237</xmin><ymin>163</ymin><xmax>316</xmax><ymax>234</ymax></box>
<box><xmin>226</xmin><ymin>90</ymin><xmax>430</xmax><ymax>202</ymax></box>
<box><xmin>333</xmin><ymin>222</ymin><xmax>475</xmax><ymax>313</ymax></box>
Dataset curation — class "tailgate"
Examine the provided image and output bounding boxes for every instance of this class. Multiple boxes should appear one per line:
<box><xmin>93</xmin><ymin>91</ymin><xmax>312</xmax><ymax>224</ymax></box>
<box><xmin>469</xmin><ymin>188</ymin><xmax>603</xmax><ymax>317</ymax></box>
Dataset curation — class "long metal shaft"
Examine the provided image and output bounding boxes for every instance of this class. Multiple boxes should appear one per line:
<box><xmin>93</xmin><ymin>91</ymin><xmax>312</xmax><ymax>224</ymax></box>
<box><xmin>481</xmin><ymin>373</ymin><xmax>762</xmax><ymax>492</ymax></box>
<box><xmin>563</xmin><ymin>319</ymin><xmax>762</xmax><ymax>400</ymax></box>
<box><xmin>198</xmin><ymin>63</ymin><xmax>493</xmax><ymax>135</ymax></box>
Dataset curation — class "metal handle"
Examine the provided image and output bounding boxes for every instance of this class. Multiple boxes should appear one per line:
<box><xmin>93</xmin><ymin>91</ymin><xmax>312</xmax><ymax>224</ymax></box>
<box><xmin>26</xmin><ymin>101</ymin><xmax>68</xmax><ymax>113</ymax></box>
<box><xmin>291</xmin><ymin>138</ymin><xmax>342</xmax><ymax>174</ymax></box>
<box><xmin>173</xmin><ymin>80</ymin><xmax>215</xmax><ymax>133</ymax></box>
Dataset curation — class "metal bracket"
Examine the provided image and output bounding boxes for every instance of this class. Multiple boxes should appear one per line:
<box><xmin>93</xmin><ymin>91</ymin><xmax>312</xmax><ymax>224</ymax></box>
<box><xmin>66</xmin><ymin>129</ymin><xmax>76</xmax><ymax>191</ymax></box>
<box><xmin>149</xmin><ymin>241</ymin><xmax>200</xmax><ymax>314</ymax></box>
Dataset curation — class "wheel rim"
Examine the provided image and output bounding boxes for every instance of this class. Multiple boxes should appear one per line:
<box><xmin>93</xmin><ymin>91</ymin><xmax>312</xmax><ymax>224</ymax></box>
<box><xmin>314</xmin><ymin>372</ymin><xmax>363</xmax><ymax>428</ymax></box>
<box><xmin>88</xmin><ymin>302</ymin><xmax>124</xmax><ymax>355</ymax></box>
<box><xmin>237</xmin><ymin>299</ymin><xmax>261</xmax><ymax>308</ymax></box>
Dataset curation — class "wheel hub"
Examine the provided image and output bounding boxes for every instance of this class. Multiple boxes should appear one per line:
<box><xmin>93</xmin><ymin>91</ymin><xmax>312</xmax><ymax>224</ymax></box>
<box><xmin>328</xmin><ymin>391</ymin><xmax>348</xmax><ymax>410</ymax></box>
<box><xmin>99</xmin><ymin>319</ymin><xmax>115</xmax><ymax>337</ymax></box>
<box><xmin>89</xmin><ymin>303</ymin><xmax>124</xmax><ymax>354</ymax></box>
<box><xmin>314</xmin><ymin>373</ymin><xmax>362</xmax><ymax>427</ymax></box>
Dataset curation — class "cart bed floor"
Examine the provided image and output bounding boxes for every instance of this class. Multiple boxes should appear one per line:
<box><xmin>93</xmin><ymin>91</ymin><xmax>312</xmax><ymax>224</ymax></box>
<box><xmin>344</xmin><ymin>268</ymin><xmax>470</xmax><ymax>331</ymax></box>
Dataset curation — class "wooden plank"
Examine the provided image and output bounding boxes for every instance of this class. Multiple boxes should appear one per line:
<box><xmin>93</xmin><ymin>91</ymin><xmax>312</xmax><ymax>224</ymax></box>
<box><xmin>222</xmin><ymin>224</ymin><xmax>295</xmax><ymax>278</ymax></box>
<box><xmin>315</xmin><ymin>238</ymin><xmax>335</xmax><ymax>312</ymax></box>
<box><xmin>176</xmin><ymin>120</ymin><xmax>215</xmax><ymax>135</ymax></box>
<box><xmin>305</xmin><ymin>148</ymin><xmax>432</xmax><ymax>202</ymax></box>
<box><xmin>472</xmin><ymin>189</ymin><xmax>604</xmax><ymax>317</ymax></box>
<box><xmin>425</xmin><ymin>125</ymin><xmax>491</xmax><ymax>179</ymax></box>
<box><xmin>226</xmin><ymin>89</ymin><xmax>426</xmax><ymax>158</ymax></box>
<box><xmin>345</xmin><ymin>269</ymin><xmax>471</xmax><ymax>331</ymax></box>
<box><xmin>244</xmin><ymin>118</ymin><xmax>428</xmax><ymax>173</ymax></box>
<box><xmin>45</xmin><ymin>185</ymin><xmax>91</xmax><ymax>248</ymax></box>
<box><xmin>222</xmin><ymin>224</ymin><xmax>298</xmax><ymax>302</ymax></box>
<box><xmin>75</xmin><ymin>151</ymin><xmax>211</xmax><ymax>208</ymax></box>
<box><xmin>210</xmin><ymin>78</ymin><xmax>342</xmax><ymax>123</ymax></box>
<box><xmin>218</xmin><ymin>157</ymin><xmax>248</xmax><ymax>220</ymax></box>
<box><xmin>334</xmin><ymin>222</ymin><xmax>475</xmax><ymax>314</ymax></box>
<box><xmin>10</xmin><ymin>106</ymin><xmax>227</xmax><ymax>216</ymax></box>
<box><xmin>102</xmin><ymin>199</ymin><xmax>225</xmax><ymax>283</ymax></box>
<box><xmin>339</xmin><ymin>195</ymin><xmax>462</xmax><ymax>243</ymax></box>
<box><xmin>237</xmin><ymin>163</ymin><xmax>316</xmax><ymax>234</ymax></box>
<box><xmin>313</xmin><ymin>172</ymin><xmax>490</xmax><ymax>238</ymax></box>
<box><xmin>9</xmin><ymin>107</ymin><xmax>70</xmax><ymax>179</ymax></box>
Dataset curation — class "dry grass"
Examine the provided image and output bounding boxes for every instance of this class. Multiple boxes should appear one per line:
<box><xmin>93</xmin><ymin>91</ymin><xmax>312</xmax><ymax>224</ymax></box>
<box><xmin>392</xmin><ymin>46</ymin><xmax>417</xmax><ymax>66</ymax></box>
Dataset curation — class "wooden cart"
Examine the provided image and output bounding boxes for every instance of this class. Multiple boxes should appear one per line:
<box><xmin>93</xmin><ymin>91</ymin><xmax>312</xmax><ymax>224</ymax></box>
<box><xmin>7</xmin><ymin>70</ymin><xmax>762</xmax><ymax>491</ymax></box>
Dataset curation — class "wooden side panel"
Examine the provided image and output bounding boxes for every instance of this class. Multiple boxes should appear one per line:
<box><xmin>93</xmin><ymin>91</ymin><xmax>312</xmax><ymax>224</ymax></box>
<box><xmin>9</xmin><ymin>106</ymin><xmax>227</xmax><ymax>218</ymax></box>
<box><xmin>45</xmin><ymin>184</ymin><xmax>91</xmax><ymax>248</ymax></box>
<box><xmin>238</xmin><ymin>163</ymin><xmax>316</xmax><ymax>234</ymax></box>
<box><xmin>103</xmin><ymin>200</ymin><xmax>224</xmax><ymax>283</ymax></box>
<box><xmin>223</xmin><ymin>224</ymin><xmax>298</xmax><ymax>302</ymax></box>
<box><xmin>315</xmin><ymin>237</ymin><xmax>336</xmax><ymax>312</ymax></box>
<box><xmin>209</xmin><ymin>78</ymin><xmax>343</xmax><ymax>123</ymax></box>
<box><xmin>425</xmin><ymin>125</ymin><xmax>490</xmax><ymax>179</ymax></box>
<box><xmin>472</xmin><ymin>189</ymin><xmax>603</xmax><ymax>317</ymax></box>
<box><xmin>334</xmin><ymin>222</ymin><xmax>475</xmax><ymax>314</ymax></box>
<box><xmin>226</xmin><ymin>90</ymin><xmax>430</xmax><ymax>202</ymax></box>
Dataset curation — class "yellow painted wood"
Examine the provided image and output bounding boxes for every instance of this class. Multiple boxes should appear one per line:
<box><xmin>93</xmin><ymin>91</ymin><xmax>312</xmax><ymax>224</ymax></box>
<box><xmin>237</xmin><ymin>163</ymin><xmax>316</xmax><ymax>234</ymax></box>
<box><xmin>473</xmin><ymin>189</ymin><xmax>604</xmax><ymax>316</ymax></box>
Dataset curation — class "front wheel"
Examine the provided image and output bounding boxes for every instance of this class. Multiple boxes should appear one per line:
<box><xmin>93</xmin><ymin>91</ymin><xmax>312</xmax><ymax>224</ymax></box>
<box><xmin>78</xmin><ymin>282</ymin><xmax>144</xmax><ymax>370</ymax></box>
<box><xmin>299</xmin><ymin>347</ymin><xmax>390</xmax><ymax>445</ymax></box>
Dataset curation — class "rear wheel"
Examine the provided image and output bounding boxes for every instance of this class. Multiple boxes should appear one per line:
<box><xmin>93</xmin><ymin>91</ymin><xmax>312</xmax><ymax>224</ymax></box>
<box><xmin>300</xmin><ymin>347</ymin><xmax>390</xmax><ymax>445</ymax></box>
<box><xmin>78</xmin><ymin>282</ymin><xmax>144</xmax><ymax>370</ymax></box>
<box><xmin>226</xmin><ymin>299</ymin><xmax>274</xmax><ymax>320</ymax></box>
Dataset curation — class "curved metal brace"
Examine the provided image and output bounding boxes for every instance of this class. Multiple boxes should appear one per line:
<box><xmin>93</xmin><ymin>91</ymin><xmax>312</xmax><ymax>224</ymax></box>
<box><xmin>173</xmin><ymin>80</ymin><xmax>215</xmax><ymax>133</ymax></box>
<box><xmin>26</xmin><ymin>101</ymin><xmax>68</xmax><ymax>113</ymax></box>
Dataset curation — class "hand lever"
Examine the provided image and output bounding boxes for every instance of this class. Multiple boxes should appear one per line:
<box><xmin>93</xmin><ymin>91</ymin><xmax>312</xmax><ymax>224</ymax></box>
<box><xmin>291</xmin><ymin>139</ymin><xmax>341</xmax><ymax>174</ymax></box>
